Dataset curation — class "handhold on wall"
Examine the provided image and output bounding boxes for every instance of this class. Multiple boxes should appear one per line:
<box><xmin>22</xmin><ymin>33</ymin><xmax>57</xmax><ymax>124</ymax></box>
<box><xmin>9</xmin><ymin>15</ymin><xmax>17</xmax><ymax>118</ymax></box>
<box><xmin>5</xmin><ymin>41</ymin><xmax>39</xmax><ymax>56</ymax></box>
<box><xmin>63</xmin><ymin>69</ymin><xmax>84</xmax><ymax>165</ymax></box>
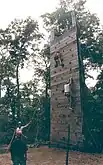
<box><xmin>61</xmin><ymin>63</ymin><xmax>64</xmax><ymax>67</ymax></box>
<box><xmin>59</xmin><ymin>114</ymin><xmax>66</xmax><ymax>118</ymax></box>
<box><xmin>63</xmin><ymin>114</ymin><xmax>66</xmax><ymax>118</ymax></box>
<box><xmin>57</xmin><ymin>103</ymin><xmax>60</xmax><ymax>105</ymax></box>
<box><xmin>73</xmin><ymin>41</ymin><xmax>76</xmax><ymax>44</ymax></box>
<box><xmin>62</xmin><ymin>89</ymin><xmax>64</xmax><ymax>93</ymax></box>
<box><xmin>72</xmin><ymin>109</ymin><xmax>74</xmax><ymax>113</ymax></box>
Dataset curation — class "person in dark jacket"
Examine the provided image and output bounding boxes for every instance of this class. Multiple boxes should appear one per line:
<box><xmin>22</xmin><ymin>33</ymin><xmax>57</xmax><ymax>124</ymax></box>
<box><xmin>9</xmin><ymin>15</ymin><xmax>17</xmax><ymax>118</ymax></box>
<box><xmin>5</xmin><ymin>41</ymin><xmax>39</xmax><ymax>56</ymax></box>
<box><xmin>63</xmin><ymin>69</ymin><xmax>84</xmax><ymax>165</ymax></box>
<box><xmin>9</xmin><ymin>131</ymin><xmax>28</xmax><ymax>165</ymax></box>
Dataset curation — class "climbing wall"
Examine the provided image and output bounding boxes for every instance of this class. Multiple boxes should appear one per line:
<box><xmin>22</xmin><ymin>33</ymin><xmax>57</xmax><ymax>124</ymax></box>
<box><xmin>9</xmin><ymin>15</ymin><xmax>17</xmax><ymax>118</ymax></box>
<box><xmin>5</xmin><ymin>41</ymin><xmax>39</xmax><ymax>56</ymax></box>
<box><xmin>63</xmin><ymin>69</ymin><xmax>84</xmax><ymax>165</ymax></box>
<box><xmin>50</xmin><ymin>27</ymin><xmax>83</xmax><ymax>147</ymax></box>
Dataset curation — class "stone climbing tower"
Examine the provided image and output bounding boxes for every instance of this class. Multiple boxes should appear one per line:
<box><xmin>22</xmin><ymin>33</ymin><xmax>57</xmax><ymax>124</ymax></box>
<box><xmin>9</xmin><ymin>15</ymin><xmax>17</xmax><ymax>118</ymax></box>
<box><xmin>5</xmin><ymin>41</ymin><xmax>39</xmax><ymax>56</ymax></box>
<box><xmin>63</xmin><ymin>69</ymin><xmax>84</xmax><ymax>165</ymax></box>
<box><xmin>50</xmin><ymin>26</ymin><xmax>84</xmax><ymax>147</ymax></box>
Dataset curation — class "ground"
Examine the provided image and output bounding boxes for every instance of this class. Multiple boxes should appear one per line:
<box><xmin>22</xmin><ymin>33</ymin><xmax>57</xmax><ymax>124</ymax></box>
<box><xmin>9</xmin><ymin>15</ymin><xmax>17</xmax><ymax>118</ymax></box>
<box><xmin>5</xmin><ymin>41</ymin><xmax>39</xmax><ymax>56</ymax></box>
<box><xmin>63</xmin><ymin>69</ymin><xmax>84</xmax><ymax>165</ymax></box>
<box><xmin>0</xmin><ymin>146</ymin><xmax>103</xmax><ymax>165</ymax></box>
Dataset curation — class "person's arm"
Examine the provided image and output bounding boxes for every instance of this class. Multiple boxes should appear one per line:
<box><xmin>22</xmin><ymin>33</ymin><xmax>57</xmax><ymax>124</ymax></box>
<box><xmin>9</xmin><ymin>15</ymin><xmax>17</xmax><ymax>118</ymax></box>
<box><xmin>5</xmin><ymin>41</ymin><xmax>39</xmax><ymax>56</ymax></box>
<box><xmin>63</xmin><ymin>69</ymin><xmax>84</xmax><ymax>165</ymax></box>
<box><xmin>21</xmin><ymin>121</ymin><xmax>31</xmax><ymax>130</ymax></box>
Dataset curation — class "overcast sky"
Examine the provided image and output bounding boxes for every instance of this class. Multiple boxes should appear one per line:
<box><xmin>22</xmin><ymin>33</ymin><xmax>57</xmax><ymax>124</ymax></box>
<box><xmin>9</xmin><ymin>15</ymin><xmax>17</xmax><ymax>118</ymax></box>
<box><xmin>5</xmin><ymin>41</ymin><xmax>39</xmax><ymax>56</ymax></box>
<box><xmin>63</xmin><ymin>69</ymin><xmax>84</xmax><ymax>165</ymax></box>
<box><xmin>0</xmin><ymin>0</ymin><xmax>103</xmax><ymax>28</ymax></box>
<box><xmin>0</xmin><ymin>0</ymin><xmax>102</xmax><ymax>87</ymax></box>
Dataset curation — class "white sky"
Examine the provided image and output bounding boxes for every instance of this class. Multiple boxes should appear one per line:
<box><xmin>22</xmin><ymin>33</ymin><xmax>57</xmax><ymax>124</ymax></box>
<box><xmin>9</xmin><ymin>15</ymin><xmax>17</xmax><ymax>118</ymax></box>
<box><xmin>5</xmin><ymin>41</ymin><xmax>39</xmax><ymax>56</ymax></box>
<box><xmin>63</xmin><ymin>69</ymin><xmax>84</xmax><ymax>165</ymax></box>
<box><xmin>0</xmin><ymin>0</ymin><xmax>103</xmax><ymax>28</ymax></box>
<box><xmin>0</xmin><ymin>0</ymin><xmax>102</xmax><ymax>87</ymax></box>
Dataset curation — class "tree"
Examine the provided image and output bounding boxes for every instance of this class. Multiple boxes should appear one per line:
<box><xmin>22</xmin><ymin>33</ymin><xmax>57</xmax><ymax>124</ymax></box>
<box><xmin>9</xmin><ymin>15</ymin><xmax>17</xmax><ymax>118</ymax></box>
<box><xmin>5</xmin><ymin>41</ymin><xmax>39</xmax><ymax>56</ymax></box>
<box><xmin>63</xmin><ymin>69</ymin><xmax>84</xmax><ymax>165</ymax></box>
<box><xmin>0</xmin><ymin>17</ymin><xmax>51</xmax><ymax>144</ymax></box>
<box><xmin>34</xmin><ymin>44</ymin><xmax>51</xmax><ymax>141</ymax></box>
<box><xmin>1</xmin><ymin>17</ymin><xmax>42</xmax><ymax>121</ymax></box>
<box><xmin>0</xmin><ymin>39</ymin><xmax>16</xmax><ymax>120</ymax></box>
<box><xmin>93</xmin><ymin>70</ymin><xmax>103</xmax><ymax>112</ymax></box>
<box><xmin>35</xmin><ymin>44</ymin><xmax>50</xmax><ymax>98</ymax></box>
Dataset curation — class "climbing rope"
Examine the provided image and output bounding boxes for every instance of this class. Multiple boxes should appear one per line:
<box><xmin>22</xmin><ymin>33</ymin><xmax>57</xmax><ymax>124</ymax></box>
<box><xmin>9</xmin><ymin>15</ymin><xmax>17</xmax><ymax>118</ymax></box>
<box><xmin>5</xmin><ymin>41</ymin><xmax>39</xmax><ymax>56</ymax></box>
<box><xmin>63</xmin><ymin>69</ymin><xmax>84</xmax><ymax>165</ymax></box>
<box><xmin>7</xmin><ymin>130</ymin><xmax>15</xmax><ymax>152</ymax></box>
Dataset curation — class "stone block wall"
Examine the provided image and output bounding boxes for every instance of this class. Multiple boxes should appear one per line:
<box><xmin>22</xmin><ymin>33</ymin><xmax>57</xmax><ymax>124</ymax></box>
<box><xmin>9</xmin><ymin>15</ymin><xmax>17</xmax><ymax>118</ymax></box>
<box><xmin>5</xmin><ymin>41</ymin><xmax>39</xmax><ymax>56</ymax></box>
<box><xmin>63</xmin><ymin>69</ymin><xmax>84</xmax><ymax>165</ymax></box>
<box><xmin>50</xmin><ymin>27</ymin><xmax>83</xmax><ymax>146</ymax></box>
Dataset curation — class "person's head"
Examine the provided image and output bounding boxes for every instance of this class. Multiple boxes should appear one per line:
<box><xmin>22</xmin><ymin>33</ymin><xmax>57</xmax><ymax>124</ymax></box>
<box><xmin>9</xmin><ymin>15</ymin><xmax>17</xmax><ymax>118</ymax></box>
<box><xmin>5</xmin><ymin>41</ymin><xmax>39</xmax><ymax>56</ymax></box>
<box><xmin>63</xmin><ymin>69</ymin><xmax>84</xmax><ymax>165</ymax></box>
<box><xmin>18</xmin><ymin>121</ymin><xmax>21</xmax><ymax>127</ymax></box>
<box><xmin>16</xmin><ymin>126</ymin><xmax>22</xmax><ymax>139</ymax></box>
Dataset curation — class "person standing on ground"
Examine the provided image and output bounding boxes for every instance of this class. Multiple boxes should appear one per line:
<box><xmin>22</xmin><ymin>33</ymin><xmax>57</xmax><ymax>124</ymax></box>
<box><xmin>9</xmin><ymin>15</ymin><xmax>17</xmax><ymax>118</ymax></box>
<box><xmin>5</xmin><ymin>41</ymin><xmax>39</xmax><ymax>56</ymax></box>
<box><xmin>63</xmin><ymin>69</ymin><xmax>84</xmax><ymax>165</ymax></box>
<box><xmin>8</xmin><ymin>120</ymin><xmax>31</xmax><ymax>151</ymax></box>
<box><xmin>9</xmin><ymin>131</ymin><xmax>28</xmax><ymax>165</ymax></box>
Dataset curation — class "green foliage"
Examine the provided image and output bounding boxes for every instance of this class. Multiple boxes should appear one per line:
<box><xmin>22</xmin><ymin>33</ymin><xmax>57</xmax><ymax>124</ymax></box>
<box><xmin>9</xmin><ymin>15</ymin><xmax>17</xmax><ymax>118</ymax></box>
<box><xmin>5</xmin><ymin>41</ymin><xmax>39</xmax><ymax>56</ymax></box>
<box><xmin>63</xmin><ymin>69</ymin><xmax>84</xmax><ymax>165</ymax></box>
<box><xmin>0</xmin><ymin>17</ymin><xmax>50</xmax><ymax>144</ymax></box>
<box><xmin>35</xmin><ymin>44</ymin><xmax>50</xmax><ymax>97</ymax></box>
<box><xmin>0</xmin><ymin>17</ymin><xmax>42</xmax><ymax>120</ymax></box>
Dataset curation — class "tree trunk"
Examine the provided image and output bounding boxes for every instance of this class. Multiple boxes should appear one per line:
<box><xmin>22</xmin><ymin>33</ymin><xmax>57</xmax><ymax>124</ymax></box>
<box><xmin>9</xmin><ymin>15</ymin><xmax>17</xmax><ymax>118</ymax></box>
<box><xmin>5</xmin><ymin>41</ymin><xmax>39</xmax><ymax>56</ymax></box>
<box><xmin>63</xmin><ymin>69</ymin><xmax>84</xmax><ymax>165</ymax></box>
<box><xmin>16</xmin><ymin>64</ymin><xmax>20</xmax><ymax>121</ymax></box>
<box><xmin>11</xmin><ymin>97</ymin><xmax>16</xmax><ymax>122</ymax></box>
<box><xmin>7</xmin><ymin>76</ymin><xmax>16</xmax><ymax>122</ymax></box>
<box><xmin>45</xmin><ymin>67</ymin><xmax>49</xmax><ymax>99</ymax></box>
<box><xmin>45</xmin><ymin>83</ymin><xmax>48</xmax><ymax>98</ymax></box>
<box><xmin>0</xmin><ymin>79</ymin><xmax>1</xmax><ymax>98</ymax></box>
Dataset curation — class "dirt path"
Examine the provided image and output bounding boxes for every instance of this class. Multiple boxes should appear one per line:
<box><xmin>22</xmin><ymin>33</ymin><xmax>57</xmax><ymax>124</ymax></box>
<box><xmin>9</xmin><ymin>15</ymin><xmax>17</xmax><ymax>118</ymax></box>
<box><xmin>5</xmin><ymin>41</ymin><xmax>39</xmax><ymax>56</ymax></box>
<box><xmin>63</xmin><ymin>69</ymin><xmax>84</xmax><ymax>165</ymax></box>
<box><xmin>0</xmin><ymin>146</ymin><xmax>103</xmax><ymax>165</ymax></box>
